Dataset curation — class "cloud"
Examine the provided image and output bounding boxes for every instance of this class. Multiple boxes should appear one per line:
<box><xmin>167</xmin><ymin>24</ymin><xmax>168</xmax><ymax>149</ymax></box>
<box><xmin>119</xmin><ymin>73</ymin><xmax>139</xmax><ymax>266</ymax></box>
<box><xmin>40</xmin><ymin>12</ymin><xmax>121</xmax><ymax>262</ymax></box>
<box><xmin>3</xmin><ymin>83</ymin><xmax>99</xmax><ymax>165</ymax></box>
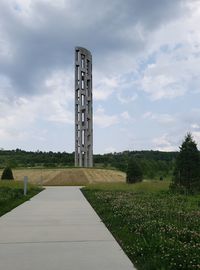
<box><xmin>193</xmin><ymin>131</ymin><xmax>200</xmax><ymax>148</ymax></box>
<box><xmin>0</xmin><ymin>69</ymin><xmax>74</xmax><ymax>144</ymax></box>
<box><xmin>117</xmin><ymin>92</ymin><xmax>138</xmax><ymax>104</ymax></box>
<box><xmin>191</xmin><ymin>123</ymin><xmax>200</xmax><ymax>130</ymax></box>
<box><xmin>136</xmin><ymin>2</ymin><xmax>200</xmax><ymax>100</ymax></box>
<box><xmin>94</xmin><ymin>72</ymin><xmax>139</xmax><ymax>103</ymax></box>
<box><xmin>94</xmin><ymin>108</ymin><xmax>132</xmax><ymax>128</ymax></box>
<box><xmin>94</xmin><ymin>106</ymin><xmax>119</xmax><ymax>128</ymax></box>
<box><xmin>0</xmin><ymin>75</ymin><xmax>14</xmax><ymax>101</ymax></box>
<box><xmin>0</xmin><ymin>0</ymin><xmax>199</xmax><ymax>152</ymax></box>
<box><xmin>121</xmin><ymin>111</ymin><xmax>131</xmax><ymax>120</ymax></box>
<box><xmin>182</xmin><ymin>108</ymin><xmax>200</xmax><ymax>125</ymax></box>
<box><xmin>139</xmin><ymin>46</ymin><xmax>200</xmax><ymax>100</ymax></box>
<box><xmin>0</xmin><ymin>0</ymin><xmax>189</xmax><ymax>96</ymax></box>
<box><xmin>44</xmin><ymin>69</ymin><xmax>74</xmax><ymax>124</ymax></box>
<box><xmin>152</xmin><ymin>134</ymin><xmax>178</xmax><ymax>151</ymax></box>
<box><xmin>93</xmin><ymin>76</ymin><xmax>119</xmax><ymax>101</ymax></box>
<box><xmin>142</xmin><ymin>112</ymin><xmax>176</xmax><ymax>124</ymax></box>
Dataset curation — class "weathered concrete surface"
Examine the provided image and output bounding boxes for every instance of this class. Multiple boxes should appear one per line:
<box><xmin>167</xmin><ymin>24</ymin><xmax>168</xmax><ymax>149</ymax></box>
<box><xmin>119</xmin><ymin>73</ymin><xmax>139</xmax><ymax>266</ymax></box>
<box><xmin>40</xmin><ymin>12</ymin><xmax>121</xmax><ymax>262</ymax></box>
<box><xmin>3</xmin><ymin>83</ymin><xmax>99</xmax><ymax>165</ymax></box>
<box><xmin>0</xmin><ymin>187</ymin><xmax>135</xmax><ymax>270</ymax></box>
<box><xmin>75</xmin><ymin>47</ymin><xmax>93</xmax><ymax>167</ymax></box>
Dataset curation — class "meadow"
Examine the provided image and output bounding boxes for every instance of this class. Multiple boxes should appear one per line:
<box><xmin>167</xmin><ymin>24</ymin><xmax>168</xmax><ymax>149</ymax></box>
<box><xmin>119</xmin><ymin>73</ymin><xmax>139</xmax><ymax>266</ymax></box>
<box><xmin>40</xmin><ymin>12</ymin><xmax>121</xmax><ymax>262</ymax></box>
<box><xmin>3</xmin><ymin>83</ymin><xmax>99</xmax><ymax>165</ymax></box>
<box><xmin>0</xmin><ymin>181</ymin><xmax>43</xmax><ymax>217</ymax></box>
<box><xmin>0</xmin><ymin>168</ymin><xmax>125</xmax><ymax>216</ymax></box>
<box><xmin>1</xmin><ymin>171</ymin><xmax>199</xmax><ymax>269</ymax></box>
<box><xmin>0</xmin><ymin>168</ymin><xmax>125</xmax><ymax>185</ymax></box>
<box><xmin>82</xmin><ymin>182</ymin><xmax>200</xmax><ymax>270</ymax></box>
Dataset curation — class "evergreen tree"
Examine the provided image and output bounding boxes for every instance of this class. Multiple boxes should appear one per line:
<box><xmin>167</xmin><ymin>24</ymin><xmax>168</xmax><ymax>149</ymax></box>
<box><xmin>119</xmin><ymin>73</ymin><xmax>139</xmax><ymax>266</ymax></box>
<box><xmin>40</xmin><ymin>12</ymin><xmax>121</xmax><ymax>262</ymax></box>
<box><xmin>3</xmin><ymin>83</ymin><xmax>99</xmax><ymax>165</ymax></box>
<box><xmin>171</xmin><ymin>133</ymin><xmax>200</xmax><ymax>193</ymax></box>
<box><xmin>1</xmin><ymin>167</ymin><xmax>14</xmax><ymax>180</ymax></box>
<box><xmin>126</xmin><ymin>159</ymin><xmax>143</xmax><ymax>184</ymax></box>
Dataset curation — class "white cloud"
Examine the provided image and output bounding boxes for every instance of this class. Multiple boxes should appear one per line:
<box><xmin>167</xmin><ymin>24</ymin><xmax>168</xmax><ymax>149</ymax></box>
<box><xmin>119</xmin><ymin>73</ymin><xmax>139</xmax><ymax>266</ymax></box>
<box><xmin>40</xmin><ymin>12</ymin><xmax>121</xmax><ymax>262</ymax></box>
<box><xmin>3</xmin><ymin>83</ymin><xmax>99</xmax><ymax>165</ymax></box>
<box><xmin>140</xmin><ymin>72</ymin><xmax>186</xmax><ymax>100</ymax></box>
<box><xmin>44</xmin><ymin>69</ymin><xmax>73</xmax><ymax>100</ymax></box>
<box><xmin>137</xmin><ymin>3</ymin><xmax>200</xmax><ymax>100</ymax></box>
<box><xmin>152</xmin><ymin>134</ymin><xmax>177</xmax><ymax>151</ymax></box>
<box><xmin>121</xmin><ymin>111</ymin><xmax>131</xmax><ymax>120</ymax></box>
<box><xmin>93</xmin><ymin>75</ymin><xmax>119</xmax><ymax>101</ymax></box>
<box><xmin>94</xmin><ymin>106</ymin><xmax>118</xmax><ymax>128</ymax></box>
<box><xmin>44</xmin><ymin>69</ymin><xmax>74</xmax><ymax>124</ymax></box>
<box><xmin>0</xmin><ymin>0</ymin><xmax>199</xmax><ymax>152</ymax></box>
<box><xmin>142</xmin><ymin>112</ymin><xmax>175</xmax><ymax>124</ymax></box>
<box><xmin>191</xmin><ymin>123</ymin><xmax>200</xmax><ymax>129</ymax></box>
<box><xmin>94</xmin><ymin>72</ymin><xmax>139</xmax><ymax>104</ymax></box>
<box><xmin>0</xmin><ymin>69</ymin><xmax>74</xmax><ymax>142</ymax></box>
<box><xmin>0</xmin><ymin>35</ymin><xmax>13</xmax><ymax>60</ymax></box>
<box><xmin>193</xmin><ymin>131</ymin><xmax>200</xmax><ymax>148</ymax></box>
<box><xmin>0</xmin><ymin>75</ymin><xmax>14</xmax><ymax>100</ymax></box>
<box><xmin>117</xmin><ymin>92</ymin><xmax>138</xmax><ymax>104</ymax></box>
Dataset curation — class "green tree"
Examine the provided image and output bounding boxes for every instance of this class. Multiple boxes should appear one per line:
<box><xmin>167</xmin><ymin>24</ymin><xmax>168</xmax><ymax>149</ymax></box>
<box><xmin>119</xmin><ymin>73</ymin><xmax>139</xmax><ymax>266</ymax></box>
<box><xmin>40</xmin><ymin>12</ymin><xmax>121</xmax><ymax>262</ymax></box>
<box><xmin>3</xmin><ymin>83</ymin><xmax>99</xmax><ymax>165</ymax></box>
<box><xmin>126</xmin><ymin>159</ymin><xmax>143</xmax><ymax>184</ymax></box>
<box><xmin>171</xmin><ymin>133</ymin><xmax>200</xmax><ymax>193</ymax></box>
<box><xmin>1</xmin><ymin>167</ymin><xmax>14</xmax><ymax>180</ymax></box>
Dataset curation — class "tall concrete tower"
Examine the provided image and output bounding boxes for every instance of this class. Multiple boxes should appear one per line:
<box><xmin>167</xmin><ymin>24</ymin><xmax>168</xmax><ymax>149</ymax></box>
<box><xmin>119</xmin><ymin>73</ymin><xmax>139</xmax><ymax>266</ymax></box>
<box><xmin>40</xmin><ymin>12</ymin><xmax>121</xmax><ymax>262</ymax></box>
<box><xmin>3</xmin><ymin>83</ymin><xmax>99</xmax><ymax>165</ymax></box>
<box><xmin>75</xmin><ymin>47</ymin><xmax>93</xmax><ymax>167</ymax></box>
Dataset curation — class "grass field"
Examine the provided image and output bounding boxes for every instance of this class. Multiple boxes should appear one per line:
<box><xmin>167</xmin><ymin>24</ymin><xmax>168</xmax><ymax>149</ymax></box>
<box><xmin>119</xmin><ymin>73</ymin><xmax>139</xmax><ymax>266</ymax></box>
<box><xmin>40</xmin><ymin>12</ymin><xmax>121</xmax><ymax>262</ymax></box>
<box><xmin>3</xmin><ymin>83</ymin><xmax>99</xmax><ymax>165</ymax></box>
<box><xmin>85</xmin><ymin>180</ymin><xmax>170</xmax><ymax>192</ymax></box>
<box><xmin>0</xmin><ymin>168</ymin><xmax>125</xmax><ymax>216</ymax></box>
<box><xmin>0</xmin><ymin>168</ymin><xmax>126</xmax><ymax>185</ymax></box>
<box><xmin>0</xmin><ymin>181</ymin><xmax>43</xmax><ymax>217</ymax></box>
<box><xmin>82</xmin><ymin>181</ymin><xmax>200</xmax><ymax>270</ymax></box>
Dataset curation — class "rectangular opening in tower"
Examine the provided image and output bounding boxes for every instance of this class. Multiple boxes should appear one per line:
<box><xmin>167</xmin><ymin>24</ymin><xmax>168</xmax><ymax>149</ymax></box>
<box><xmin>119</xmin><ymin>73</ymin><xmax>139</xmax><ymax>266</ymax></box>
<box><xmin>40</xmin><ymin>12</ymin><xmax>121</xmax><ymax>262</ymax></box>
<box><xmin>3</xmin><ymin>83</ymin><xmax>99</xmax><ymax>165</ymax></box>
<box><xmin>81</xmin><ymin>55</ymin><xmax>85</xmax><ymax>68</ymax></box>
<box><xmin>81</xmin><ymin>112</ymin><xmax>85</xmax><ymax>123</ymax></box>
<box><xmin>77</xmin><ymin>66</ymin><xmax>80</xmax><ymax>81</ymax></box>
<box><xmin>82</xmin><ymin>130</ymin><xmax>85</xmax><ymax>145</ymax></box>
<box><xmin>81</xmin><ymin>79</ymin><xmax>84</xmax><ymax>89</ymax></box>
<box><xmin>81</xmin><ymin>95</ymin><xmax>85</xmax><ymax>106</ymax></box>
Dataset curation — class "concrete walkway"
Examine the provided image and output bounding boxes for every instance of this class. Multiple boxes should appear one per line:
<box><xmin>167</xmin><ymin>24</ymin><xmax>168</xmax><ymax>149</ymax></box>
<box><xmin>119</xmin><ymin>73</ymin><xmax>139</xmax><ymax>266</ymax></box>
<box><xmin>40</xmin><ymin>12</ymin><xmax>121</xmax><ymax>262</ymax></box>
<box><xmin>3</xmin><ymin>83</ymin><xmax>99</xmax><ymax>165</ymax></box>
<box><xmin>0</xmin><ymin>187</ymin><xmax>135</xmax><ymax>270</ymax></box>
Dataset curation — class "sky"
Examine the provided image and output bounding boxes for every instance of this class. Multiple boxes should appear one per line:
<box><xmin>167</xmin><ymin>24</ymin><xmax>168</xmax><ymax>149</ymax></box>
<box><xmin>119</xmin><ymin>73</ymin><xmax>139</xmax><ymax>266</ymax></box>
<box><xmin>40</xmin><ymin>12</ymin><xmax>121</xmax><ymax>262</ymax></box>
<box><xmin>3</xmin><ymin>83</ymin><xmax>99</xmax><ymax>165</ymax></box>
<box><xmin>0</xmin><ymin>0</ymin><xmax>200</xmax><ymax>154</ymax></box>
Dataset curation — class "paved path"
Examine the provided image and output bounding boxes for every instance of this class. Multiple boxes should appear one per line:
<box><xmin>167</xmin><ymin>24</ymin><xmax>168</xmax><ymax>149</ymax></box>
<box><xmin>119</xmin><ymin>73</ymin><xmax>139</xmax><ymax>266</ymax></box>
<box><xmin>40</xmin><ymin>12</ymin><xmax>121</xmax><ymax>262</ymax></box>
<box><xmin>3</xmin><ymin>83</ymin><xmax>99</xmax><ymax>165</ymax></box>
<box><xmin>0</xmin><ymin>187</ymin><xmax>135</xmax><ymax>270</ymax></box>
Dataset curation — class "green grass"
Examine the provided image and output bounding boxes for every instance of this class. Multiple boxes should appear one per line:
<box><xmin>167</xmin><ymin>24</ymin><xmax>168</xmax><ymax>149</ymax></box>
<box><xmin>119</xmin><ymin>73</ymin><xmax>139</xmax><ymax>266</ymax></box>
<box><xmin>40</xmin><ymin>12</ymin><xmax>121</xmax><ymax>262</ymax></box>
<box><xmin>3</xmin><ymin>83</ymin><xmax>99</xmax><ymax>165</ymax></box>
<box><xmin>0</xmin><ymin>180</ymin><xmax>43</xmax><ymax>217</ymax></box>
<box><xmin>82</xmin><ymin>181</ymin><xmax>200</xmax><ymax>270</ymax></box>
<box><xmin>0</xmin><ymin>180</ymin><xmax>40</xmax><ymax>189</ymax></box>
<box><xmin>85</xmin><ymin>180</ymin><xmax>170</xmax><ymax>192</ymax></box>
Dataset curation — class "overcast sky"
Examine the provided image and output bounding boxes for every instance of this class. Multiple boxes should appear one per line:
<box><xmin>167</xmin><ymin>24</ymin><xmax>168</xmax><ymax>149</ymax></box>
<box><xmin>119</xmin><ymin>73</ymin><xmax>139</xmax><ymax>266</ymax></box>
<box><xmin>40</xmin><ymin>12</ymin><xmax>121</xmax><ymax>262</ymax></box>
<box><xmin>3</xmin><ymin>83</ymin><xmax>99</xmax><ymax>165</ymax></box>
<box><xmin>0</xmin><ymin>0</ymin><xmax>200</xmax><ymax>153</ymax></box>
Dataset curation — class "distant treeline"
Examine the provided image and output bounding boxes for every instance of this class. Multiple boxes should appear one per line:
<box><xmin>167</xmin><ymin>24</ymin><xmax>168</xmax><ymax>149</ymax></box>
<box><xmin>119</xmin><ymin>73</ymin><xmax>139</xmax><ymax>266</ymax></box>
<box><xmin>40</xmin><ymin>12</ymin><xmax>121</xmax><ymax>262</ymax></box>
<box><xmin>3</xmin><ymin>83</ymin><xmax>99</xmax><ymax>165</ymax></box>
<box><xmin>0</xmin><ymin>149</ymin><xmax>179</xmax><ymax>179</ymax></box>
<box><xmin>95</xmin><ymin>151</ymin><xmax>178</xmax><ymax>179</ymax></box>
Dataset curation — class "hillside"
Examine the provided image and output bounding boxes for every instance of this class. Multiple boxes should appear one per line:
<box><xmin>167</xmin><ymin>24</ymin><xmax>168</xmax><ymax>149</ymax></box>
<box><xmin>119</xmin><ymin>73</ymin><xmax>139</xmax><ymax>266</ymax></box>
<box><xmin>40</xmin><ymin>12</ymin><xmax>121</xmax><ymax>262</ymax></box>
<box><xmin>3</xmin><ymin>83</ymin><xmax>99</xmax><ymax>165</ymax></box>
<box><xmin>0</xmin><ymin>149</ymin><xmax>178</xmax><ymax>179</ymax></box>
<box><xmin>0</xmin><ymin>168</ymin><xmax>126</xmax><ymax>186</ymax></box>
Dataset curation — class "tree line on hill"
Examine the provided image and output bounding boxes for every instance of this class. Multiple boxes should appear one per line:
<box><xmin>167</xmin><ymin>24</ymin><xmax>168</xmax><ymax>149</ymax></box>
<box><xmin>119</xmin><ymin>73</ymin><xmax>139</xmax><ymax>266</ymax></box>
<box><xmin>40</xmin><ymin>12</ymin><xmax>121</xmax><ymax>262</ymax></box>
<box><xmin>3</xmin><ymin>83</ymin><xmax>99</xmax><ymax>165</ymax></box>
<box><xmin>1</xmin><ymin>133</ymin><xmax>199</xmax><ymax>193</ymax></box>
<box><xmin>0</xmin><ymin>148</ymin><xmax>178</xmax><ymax>180</ymax></box>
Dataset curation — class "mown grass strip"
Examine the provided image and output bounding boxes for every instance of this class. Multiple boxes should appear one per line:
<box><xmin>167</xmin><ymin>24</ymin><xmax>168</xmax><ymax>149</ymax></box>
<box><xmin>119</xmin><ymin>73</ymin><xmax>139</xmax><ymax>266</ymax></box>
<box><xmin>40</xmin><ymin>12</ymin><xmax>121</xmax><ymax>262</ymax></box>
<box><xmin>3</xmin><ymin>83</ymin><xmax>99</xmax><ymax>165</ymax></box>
<box><xmin>82</xmin><ymin>182</ymin><xmax>200</xmax><ymax>270</ymax></box>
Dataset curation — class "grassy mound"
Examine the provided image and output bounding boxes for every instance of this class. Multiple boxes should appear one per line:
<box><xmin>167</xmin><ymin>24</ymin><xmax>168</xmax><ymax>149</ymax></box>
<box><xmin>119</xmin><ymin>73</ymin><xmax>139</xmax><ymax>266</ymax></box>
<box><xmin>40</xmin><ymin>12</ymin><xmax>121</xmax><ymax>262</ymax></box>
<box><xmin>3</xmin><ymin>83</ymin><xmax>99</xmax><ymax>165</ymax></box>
<box><xmin>0</xmin><ymin>168</ymin><xmax>126</xmax><ymax>186</ymax></box>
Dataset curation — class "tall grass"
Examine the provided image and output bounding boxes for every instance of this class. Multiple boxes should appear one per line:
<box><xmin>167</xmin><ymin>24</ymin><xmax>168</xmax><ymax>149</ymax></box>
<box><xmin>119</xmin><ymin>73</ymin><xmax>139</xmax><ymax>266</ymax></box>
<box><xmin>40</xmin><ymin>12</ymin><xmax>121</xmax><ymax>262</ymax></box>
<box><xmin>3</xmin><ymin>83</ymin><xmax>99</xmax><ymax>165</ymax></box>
<box><xmin>0</xmin><ymin>180</ymin><xmax>37</xmax><ymax>189</ymax></box>
<box><xmin>82</xmin><ymin>181</ymin><xmax>200</xmax><ymax>270</ymax></box>
<box><xmin>0</xmin><ymin>180</ymin><xmax>43</xmax><ymax>217</ymax></box>
<box><xmin>85</xmin><ymin>180</ymin><xmax>170</xmax><ymax>192</ymax></box>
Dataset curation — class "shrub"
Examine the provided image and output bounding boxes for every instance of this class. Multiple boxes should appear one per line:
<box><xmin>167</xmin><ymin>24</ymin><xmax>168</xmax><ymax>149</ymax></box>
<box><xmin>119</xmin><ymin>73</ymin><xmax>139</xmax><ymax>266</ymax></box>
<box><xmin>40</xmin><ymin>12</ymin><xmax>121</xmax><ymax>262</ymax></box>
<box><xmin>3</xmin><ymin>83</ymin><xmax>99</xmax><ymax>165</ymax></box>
<box><xmin>126</xmin><ymin>159</ymin><xmax>143</xmax><ymax>184</ymax></box>
<box><xmin>1</xmin><ymin>167</ymin><xmax>14</xmax><ymax>180</ymax></box>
